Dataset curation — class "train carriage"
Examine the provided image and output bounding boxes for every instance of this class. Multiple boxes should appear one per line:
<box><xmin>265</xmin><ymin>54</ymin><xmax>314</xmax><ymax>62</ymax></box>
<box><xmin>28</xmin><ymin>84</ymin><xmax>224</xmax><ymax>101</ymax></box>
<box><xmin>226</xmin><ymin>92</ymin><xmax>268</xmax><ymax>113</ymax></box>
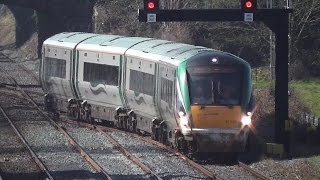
<box><xmin>41</xmin><ymin>32</ymin><xmax>254</xmax><ymax>155</ymax></box>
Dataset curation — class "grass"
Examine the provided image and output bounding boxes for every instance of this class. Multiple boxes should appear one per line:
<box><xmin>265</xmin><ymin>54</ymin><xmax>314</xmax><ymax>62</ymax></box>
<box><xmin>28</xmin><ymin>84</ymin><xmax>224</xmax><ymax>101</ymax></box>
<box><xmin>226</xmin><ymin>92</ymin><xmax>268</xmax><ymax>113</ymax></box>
<box><xmin>290</xmin><ymin>80</ymin><xmax>320</xmax><ymax>117</ymax></box>
<box><xmin>252</xmin><ymin>79</ymin><xmax>271</xmax><ymax>90</ymax></box>
<box><xmin>308</xmin><ymin>155</ymin><xmax>320</xmax><ymax>163</ymax></box>
<box><xmin>251</xmin><ymin>67</ymin><xmax>272</xmax><ymax>89</ymax></box>
<box><xmin>252</xmin><ymin>67</ymin><xmax>320</xmax><ymax>118</ymax></box>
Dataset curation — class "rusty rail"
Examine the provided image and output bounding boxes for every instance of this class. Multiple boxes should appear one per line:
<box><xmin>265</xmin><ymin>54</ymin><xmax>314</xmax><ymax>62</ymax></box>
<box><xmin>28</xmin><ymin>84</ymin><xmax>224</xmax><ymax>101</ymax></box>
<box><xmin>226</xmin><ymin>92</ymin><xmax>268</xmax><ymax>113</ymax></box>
<box><xmin>238</xmin><ymin>161</ymin><xmax>271</xmax><ymax>180</ymax></box>
<box><xmin>19</xmin><ymin>88</ymin><xmax>112</xmax><ymax>180</ymax></box>
<box><xmin>0</xmin><ymin>106</ymin><xmax>54</xmax><ymax>180</ymax></box>
<box><xmin>130</xmin><ymin>131</ymin><xmax>221</xmax><ymax>180</ymax></box>
<box><xmin>96</xmin><ymin>127</ymin><xmax>163</xmax><ymax>180</ymax></box>
<box><xmin>0</xmin><ymin>61</ymin><xmax>112</xmax><ymax>180</ymax></box>
<box><xmin>62</xmin><ymin>119</ymin><xmax>221</xmax><ymax>180</ymax></box>
<box><xmin>0</xmin><ymin>52</ymin><xmax>40</xmax><ymax>83</ymax></box>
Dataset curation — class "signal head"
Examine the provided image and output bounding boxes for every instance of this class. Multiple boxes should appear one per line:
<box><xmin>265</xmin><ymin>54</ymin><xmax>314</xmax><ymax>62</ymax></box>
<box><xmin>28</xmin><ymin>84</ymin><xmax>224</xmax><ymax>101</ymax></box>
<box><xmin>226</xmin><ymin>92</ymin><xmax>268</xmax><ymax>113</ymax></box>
<box><xmin>241</xmin><ymin>0</ymin><xmax>256</xmax><ymax>12</ymax></box>
<box><xmin>144</xmin><ymin>0</ymin><xmax>159</xmax><ymax>11</ymax></box>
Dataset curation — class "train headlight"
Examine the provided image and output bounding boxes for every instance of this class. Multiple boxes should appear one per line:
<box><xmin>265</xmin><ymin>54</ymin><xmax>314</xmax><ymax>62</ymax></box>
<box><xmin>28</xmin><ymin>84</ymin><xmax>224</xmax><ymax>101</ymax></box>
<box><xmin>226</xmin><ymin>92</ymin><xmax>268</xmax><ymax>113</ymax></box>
<box><xmin>178</xmin><ymin>111</ymin><xmax>191</xmax><ymax>135</ymax></box>
<box><xmin>241</xmin><ymin>114</ymin><xmax>252</xmax><ymax>126</ymax></box>
<box><xmin>179</xmin><ymin>112</ymin><xmax>190</xmax><ymax>128</ymax></box>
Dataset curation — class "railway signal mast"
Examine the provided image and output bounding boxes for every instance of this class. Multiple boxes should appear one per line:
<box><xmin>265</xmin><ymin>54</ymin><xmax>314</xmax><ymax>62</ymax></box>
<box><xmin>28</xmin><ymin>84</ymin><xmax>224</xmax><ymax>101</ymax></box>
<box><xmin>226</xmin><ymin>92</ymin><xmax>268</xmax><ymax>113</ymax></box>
<box><xmin>139</xmin><ymin>0</ymin><xmax>293</xmax><ymax>157</ymax></box>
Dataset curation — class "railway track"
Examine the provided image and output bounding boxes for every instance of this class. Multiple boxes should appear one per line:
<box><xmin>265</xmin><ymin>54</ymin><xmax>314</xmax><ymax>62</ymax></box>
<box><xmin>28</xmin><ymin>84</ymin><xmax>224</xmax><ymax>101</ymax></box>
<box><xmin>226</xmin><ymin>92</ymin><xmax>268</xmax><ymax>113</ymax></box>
<box><xmin>0</xmin><ymin>50</ymin><xmax>272</xmax><ymax>180</ymax></box>
<box><xmin>95</xmin><ymin>127</ymin><xmax>162</xmax><ymax>180</ymax></box>
<box><xmin>238</xmin><ymin>161</ymin><xmax>270</xmax><ymax>180</ymax></box>
<box><xmin>0</xmin><ymin>51</ymin><xmax>162</xmax><ymax>179</ymax></box>
<box><xmin>0</xmin><ymin>105</ymin><xmax>54</xmax><ymax>180</ymax></box>
<box><xmin>107</xmin><ymin>125</ymin><xmax>272</xmax><ymax>180</ymax></box>
<box><xmin>0</xmin><ymin>52</ymin><xmax>40</xmax><ymax>85</ymax></box>
<box><xmin>0</xmin><ymin>50</ymin><xmax>210</xmax><ymax>179</ymax></box>
<box><xmin>60</xmin><ymin>119</ymin><xmax>220</xmax><ymax>179</ymax></box>
<box><xmin>61</xmin><ymin>119</ymin><xmax>273</xmax><ymax>180</ymax></box>
<box><xmin>60</xmin><ymin>118</ymin><xmax>214</xmax><ymax>179</ymax></box>
<box><xmin>0</xmin><ymin>55</ymin><xmax>111</xmax><ymax>179</ymax></box>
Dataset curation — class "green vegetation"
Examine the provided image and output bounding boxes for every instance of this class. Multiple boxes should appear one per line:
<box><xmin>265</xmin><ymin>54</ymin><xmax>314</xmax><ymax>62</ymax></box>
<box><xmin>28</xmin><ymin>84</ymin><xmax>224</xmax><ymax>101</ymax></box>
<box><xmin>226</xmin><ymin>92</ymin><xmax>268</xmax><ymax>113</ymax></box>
<box><xmin>290</xmin><ymin>80</ymin><xmax>320</xmax><ymax>117</ymax></box>
<box><xmin>251</xmin><ymin>67</ymin><xmax>272</xmax><ymax>89</ymax></box>
<box><xmin>252</xmin><ymin>78</ymin><xmax>271</xmax><ymax>90</ymax></box>
<box><xmin>252</xmin><ymin>67</ymin><xmax>320</xmax><ymax>118</ymax></box>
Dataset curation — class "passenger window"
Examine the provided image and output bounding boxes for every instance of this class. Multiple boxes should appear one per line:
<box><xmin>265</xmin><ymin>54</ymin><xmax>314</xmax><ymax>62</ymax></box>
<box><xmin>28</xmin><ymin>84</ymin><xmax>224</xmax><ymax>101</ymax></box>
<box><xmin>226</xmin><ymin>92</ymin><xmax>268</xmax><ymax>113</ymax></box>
<box><xmin>83</xmin><ymin>62</ymin><xmax>119</xmax><ymax>86</ymax></box>
<box><xmin>161</xmin><ymin>78</ymin><xmax>173</xmax><ymax>106</ymax></box>
<box><xmin>45</xmin><ymin>57</ymin><xmax>66</xmax><ymax>79</ymax></box>
<box><xmin>129</xmin><ymin>70</ymin><xmax>155</xmax><ymax>96</ymax></box>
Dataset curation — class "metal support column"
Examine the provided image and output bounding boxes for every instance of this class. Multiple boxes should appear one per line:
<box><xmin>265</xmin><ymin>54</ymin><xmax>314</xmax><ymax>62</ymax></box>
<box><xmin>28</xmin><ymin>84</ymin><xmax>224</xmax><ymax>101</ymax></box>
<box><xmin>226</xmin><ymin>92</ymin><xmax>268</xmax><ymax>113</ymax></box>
<box><xmin>274</xmin><ymin>15</ymin><xmax>290</xmax><ymax>156</ymax></box>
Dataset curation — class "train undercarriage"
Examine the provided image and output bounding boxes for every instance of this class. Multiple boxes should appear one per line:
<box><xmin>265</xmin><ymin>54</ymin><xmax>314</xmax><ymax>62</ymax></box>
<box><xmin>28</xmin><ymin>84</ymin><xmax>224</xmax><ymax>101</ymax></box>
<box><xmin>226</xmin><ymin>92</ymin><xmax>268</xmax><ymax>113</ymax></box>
<box><xmin>44</xmin><ymin>95</ymin><xmax>250</xmax><ymax>158</ymax></box>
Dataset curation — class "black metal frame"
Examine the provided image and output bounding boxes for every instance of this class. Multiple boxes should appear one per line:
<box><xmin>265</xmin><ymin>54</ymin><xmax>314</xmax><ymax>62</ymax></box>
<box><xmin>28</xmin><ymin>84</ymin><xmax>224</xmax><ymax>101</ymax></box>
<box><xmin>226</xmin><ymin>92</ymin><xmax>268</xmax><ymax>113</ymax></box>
<box><xmin>139</xmin><ymin>8</ymin><xmax>293</xmax><ymax>155</ymax></box>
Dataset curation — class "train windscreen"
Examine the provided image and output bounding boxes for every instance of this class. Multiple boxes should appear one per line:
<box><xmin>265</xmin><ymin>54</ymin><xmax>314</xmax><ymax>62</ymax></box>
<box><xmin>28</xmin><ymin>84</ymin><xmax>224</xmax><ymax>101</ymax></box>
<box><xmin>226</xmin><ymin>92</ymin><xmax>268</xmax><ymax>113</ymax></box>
<box><xmin>187</xmin><ymin>66</ymin><xmax>242</xmax><ymax>106</ymax></box>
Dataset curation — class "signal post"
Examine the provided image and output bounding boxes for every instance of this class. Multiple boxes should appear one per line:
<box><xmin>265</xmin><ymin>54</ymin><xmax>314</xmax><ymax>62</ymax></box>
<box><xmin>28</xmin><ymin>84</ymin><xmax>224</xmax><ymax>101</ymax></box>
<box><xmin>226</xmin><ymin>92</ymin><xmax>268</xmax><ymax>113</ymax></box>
<box><xmin>139</xmin><ymin>0</ymin><xmax>293</xmax><ymax>157</ymax></box>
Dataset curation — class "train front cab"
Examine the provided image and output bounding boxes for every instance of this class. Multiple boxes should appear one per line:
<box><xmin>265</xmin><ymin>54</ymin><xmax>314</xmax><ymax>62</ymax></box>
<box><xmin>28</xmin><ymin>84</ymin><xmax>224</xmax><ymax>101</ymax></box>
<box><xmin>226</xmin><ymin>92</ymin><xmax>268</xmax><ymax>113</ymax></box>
<box><xmin>176</xmin><ymin>52</ymin><xmax>253</xmax><ymax>153</ymax></box>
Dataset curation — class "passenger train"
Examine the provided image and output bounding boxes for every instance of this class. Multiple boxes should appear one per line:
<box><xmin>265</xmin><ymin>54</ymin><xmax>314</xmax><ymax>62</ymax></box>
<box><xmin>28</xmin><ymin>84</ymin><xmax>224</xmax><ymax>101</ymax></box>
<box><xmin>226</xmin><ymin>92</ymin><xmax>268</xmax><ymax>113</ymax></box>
<box><xmin>40</xmin><ymin>32</ymin><xmax>254</xmax><ymax>155</ymax></box>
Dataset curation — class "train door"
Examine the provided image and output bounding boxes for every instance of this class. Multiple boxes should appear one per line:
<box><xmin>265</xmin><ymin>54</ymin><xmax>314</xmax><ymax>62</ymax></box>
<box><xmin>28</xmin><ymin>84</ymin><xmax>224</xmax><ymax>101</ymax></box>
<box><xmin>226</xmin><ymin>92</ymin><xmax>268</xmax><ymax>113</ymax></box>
<box><xmin>158</xmin><ymin>64</ymin><xmax>176</xmax><ymax>137</ymax></box>
<box><xmin>125</xmin><ymin>57</ymin><xmax>157</xmax><ymax>132</ymax></box>
<box><xmin>77</xmin><ymin>51</ymin><xmax>122</xmax><ymax>120</ymax></box>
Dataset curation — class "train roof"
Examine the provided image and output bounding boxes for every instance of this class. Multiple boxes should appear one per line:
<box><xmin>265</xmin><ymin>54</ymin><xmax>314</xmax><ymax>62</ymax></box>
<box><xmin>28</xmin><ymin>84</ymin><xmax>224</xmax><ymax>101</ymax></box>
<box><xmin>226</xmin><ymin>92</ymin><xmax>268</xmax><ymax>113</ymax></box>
<box><xmin>44</xmin><ymin>32</ymin><xmax>247</xmax><ymax>67</ymax></box>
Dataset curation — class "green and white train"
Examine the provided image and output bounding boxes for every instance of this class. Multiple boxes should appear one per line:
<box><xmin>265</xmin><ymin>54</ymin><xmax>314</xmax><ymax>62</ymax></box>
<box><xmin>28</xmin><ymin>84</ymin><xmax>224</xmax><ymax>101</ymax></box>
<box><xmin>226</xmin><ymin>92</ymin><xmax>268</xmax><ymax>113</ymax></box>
<box><xmin>40</xmin><ymin>32</ymin><xmax>254</xmax><ymax>155</ymax></box>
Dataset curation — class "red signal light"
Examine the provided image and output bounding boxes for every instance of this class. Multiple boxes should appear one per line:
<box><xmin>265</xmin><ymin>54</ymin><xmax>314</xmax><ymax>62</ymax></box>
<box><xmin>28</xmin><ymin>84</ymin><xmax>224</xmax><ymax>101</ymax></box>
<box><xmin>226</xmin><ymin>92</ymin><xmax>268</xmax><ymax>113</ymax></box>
<box><xmin>147</xmin><ymin>1</ymin><xmax>155</xmax><ymax>10</ymax></box>
<box><xmin>241</xmin><ymin>0</ymin><xmax>256</xmax><ymax>12</ymax></box>
<box><xmin>144</xmin><ymin>0</ymin><xmax>159</xmax><ymax>11</ymax></box>
<box><xmin>245</xmin><ymin>1</ymin><xmax>252</xmax><ymax>8</ymax></box>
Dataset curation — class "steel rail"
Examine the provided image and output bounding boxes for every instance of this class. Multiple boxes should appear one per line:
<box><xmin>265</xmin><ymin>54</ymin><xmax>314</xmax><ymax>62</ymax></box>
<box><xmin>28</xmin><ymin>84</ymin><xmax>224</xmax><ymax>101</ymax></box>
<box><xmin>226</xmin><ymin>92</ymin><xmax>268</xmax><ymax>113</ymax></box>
<box><xmin>61</xmin><ymin>119</ymin><xmax>221</xmax><ymax>180</ymax></box>
<box><xmin>61</xmin><ymin>119</ymin><xmax>162</xmax><ymax>179</ymax></box>
<box><xmin>0</xmin><ymin>106</ymin><xmax>54</xmax><ymax>180</ymax></box>
<box><xmin>0</xmin><ymin>52</ymin><xmax>40</xmax><ymax>83</ymax></box>
<box><xmin>129</xmin><ymin>131</ymin><xmax>221</xmax><ymax>180</ymax></box>
<box><xmin>238</xmin><ymin>161</ymin><xmax>271</xmax><ymax>180</ymax></box>
<box><xmin>19</xmin><ymin>88</ymin><xmax>112</xmax><ymax>180</ymax></box>
<box><xmin>0</xmin><ymin>66</ymin><xmax>113</xmax><ymax>180</ymax></box>
<box><xmin>96</xmin><ymin>127</ymin><xmax>163</xmax><ymax>180</ymax></box>
<box><xmin>0</xmin><ymin>83</ymin><xmax>43</xmax><ymax>96</ymax></box>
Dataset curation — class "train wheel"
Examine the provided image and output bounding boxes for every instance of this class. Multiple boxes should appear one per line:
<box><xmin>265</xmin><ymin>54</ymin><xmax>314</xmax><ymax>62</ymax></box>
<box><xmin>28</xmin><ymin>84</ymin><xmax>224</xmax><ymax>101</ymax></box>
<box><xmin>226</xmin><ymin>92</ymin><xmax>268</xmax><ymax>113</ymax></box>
<box><xmin>115</xmin><ymin>116</ymin><xmax>121</xmax><ymax>129</ymax></box>
<box><xmin>159</xmin><ymin>124</ymin><xmax>167</xmax><ymax>144</ymax></box>
<box><xmin>186</xmin><ymin>140</ymin><xmax>197</xmax><ymax>158</ymax></box>
<box><xmin>119</xmin><ymin>117</ymin><xmax>124</xmax><ymax>129</ymax></box>
<box><xmin>128</xmin><ymin>118</ymin><xmax>137</xmax><ymax>132</ymax></box>
<box><xmin>151</xmin><ymin>121</ymin><xmax>157</xmax><ymax>141</ymax></box>
<box><xmin>86</xmin><ymin>113</ymin><xmax>92</xmax><ymax>123</ymax></box>
<box><xmin>151</xmin><ymin>126</ymin><xmax>157</xmax><ymax>141</ymax></box>
<box><xmin>123</xmin><ymin>117</ymin><xmax>128</xmax><ymax>131</ymax></box>
<box><xmin>175</xmin><ymin>136</ymin><xmax>186</xmax><ymax>153</ymax></box>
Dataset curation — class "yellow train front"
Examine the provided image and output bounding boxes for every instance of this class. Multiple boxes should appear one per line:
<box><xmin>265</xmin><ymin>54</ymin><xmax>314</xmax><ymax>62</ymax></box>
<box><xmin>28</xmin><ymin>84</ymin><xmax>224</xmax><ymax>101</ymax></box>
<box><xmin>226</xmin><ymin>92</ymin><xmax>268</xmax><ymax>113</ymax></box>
<box><xmin>174</xmin><ymin>52</ymin><xmax>254</xmax><ymax>154</ymax></box>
